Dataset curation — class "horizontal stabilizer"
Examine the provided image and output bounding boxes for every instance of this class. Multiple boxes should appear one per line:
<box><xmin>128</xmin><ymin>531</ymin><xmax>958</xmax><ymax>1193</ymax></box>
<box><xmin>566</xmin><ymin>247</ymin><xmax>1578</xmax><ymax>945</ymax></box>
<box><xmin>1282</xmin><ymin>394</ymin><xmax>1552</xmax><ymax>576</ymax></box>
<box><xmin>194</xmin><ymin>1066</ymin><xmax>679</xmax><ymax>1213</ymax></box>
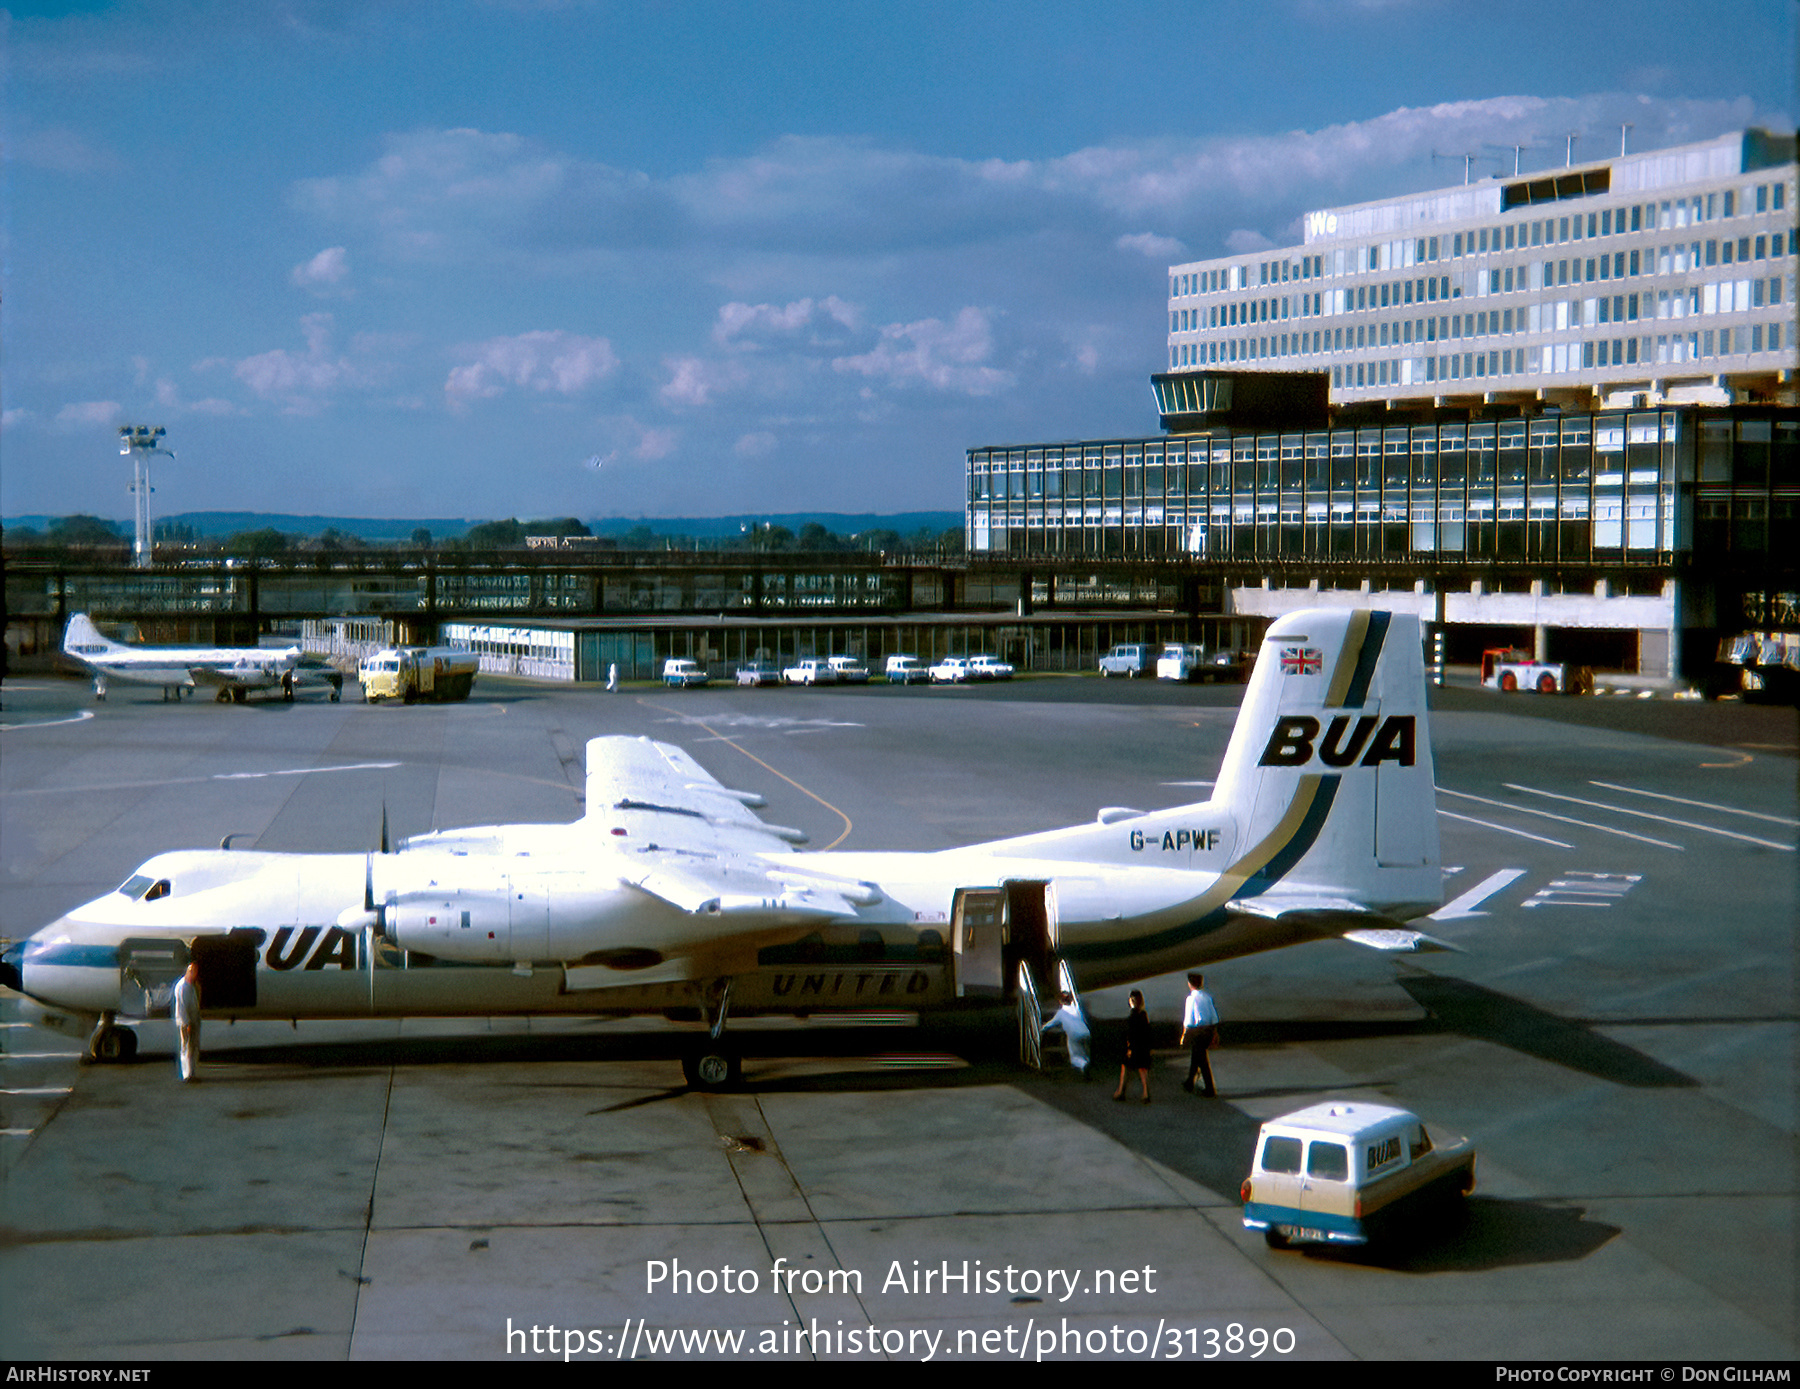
<box><xmin>1224</xmin><ymin>894</ymin><xmax>1375</xmax><ymax>922</ymax></box>
<box><xmin>1340</xmin><ymin>927</ymin><xmax>1463</xmax><ymax>953</ymax></box>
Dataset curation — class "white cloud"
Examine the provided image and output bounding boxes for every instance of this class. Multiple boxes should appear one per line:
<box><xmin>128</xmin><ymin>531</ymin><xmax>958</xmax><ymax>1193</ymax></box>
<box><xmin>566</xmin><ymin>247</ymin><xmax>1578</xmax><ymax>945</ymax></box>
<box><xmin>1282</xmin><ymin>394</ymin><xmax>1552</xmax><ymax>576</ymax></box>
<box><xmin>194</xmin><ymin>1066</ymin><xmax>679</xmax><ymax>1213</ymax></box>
<box><xmin>54</xmin><ymin>400</ymin><xmax>122</xmax><ymax>428</ymax></box>
<box><xmin>151</xmin><ymin>377</ymin><xmax>238</xmax><ymax>417</ymax></box>
<box><xmin>292</xmin><ymin>98</ymin><xmax>1775</xmax><ymax>280</ymax></box>
<box><xmin>734</xmin><ymin>431</ymin><xmax>777</xmax><ymax>458</ymax></box>
<box><xmin>11</xmin><ymin>125</ymin><xmax>119</xmax><ymax>174</ymax></box>
<box><xmin>230</xmin><ymin>313</ymin><xmax>365</xmax><ymax>414</ymax></box>
<box><xmin>1225</xmin><ymin>228</ymin><xmax>1276</xmax><ymax>254</ymax></box>
<box><xmin>1116</xmin><ymin>231</ymin><xmax>1185</xmax><ymax>259</ymax></box>
<box><xmin>291</xmin><ymin>246</ymin><xmax>351</xmax><ymax>294</ymax></box>
<box><xmin>660</xmin><ymin>355</ymin><xmax>747</xmax><ymax>408</ymax></box>
<box><xmin>713</xmin><ymin>296</ymin><xmax>860</xmax><ymax>349</ymax></box>
<box><xmin>633</xmin><ymin>426</ymin><xmax>677</xmax><ymax>461</ymax></box>
<box><xmin>294</xmin><ymin>128</ymin><xmax>676</xmax><ymax>262</ymax></box>
<box><xmin>445</xmin><ymin>330</ymin><xmax>619</xmax><ymax>410</ymax></box>
<box><xmin>833</xmin><ymin>308</ymin><xmax>1014</xmax><ymax>397</ymax></box>
<box><xmin>3</xmin><ymin>408</ymin><xmax>35</xmax><ymax>431</ymax></box>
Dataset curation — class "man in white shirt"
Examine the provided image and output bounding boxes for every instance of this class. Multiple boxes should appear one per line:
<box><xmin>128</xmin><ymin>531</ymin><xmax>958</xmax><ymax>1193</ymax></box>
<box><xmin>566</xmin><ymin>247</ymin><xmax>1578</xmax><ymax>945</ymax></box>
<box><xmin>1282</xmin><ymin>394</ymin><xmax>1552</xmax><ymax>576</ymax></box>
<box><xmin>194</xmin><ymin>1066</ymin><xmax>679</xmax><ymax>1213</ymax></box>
<box><xmin>172</xmin><ymin>962</ymin><xmax>202</xmax><ymax>1083</ymax></box>
<box><xmin>1180</xmin><ymin>972</ymin><xmax>1218</xmax><ymax>1097</ymax></box>
<box><xmin>1041</xmin><ymin>992</ymin><xmax>1091</xmax><ymax>1077</ymax></box>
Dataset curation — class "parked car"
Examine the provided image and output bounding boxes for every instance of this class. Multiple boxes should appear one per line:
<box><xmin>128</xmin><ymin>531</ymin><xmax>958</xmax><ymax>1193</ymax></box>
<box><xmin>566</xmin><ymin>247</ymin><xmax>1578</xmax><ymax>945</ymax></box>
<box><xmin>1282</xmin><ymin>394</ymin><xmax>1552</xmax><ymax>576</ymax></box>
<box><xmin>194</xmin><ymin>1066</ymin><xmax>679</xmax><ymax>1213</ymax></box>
<box><xmin>735</xmin><ymin>659</ymin><xmax>781</xmax><ymax>687</ymax></box>
<box><xmin>928</xmin><ymin>656</ymin><xmax>972</xmax><ymax>683</ymax></box>
<box><xmin>661</xmin><ymin>658</ymin><xmax>709</xmax><ymax>688</ymax></box>
<box><xmin>965</xmin><ymin>654</ymin><xmax>1014</xmax><ymax>680</ymax></box>
<box><xmin>782</xmin><ymin>658</ymin><xmax>838</xmax><ymax>686</ymax></box>
<box><xmin>885</xmin><ymin>654</ymin><xmax>928</xmax><ymax>685</ymax></box>
<box><xmin>1099</xmin><ymin>643</ymin><xmax>1153</xmax><ymax>677</ymax></box>
<box><xmin>827</xmin><ymin>655</ymin><xmax>871</xmax><ymax>684</ymax></box>
<box><xmin>1241</xmin><ymin>1102</ymin><xmax>1475</xmax><ymax>1250</ymax></box>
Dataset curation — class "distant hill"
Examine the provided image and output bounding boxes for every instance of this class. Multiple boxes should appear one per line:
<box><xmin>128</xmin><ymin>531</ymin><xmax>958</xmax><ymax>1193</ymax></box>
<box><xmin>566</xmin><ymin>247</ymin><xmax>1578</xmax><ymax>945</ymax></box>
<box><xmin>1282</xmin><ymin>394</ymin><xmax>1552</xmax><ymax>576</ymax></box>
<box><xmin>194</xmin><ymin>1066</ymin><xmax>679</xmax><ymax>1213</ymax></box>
<box><xmin>4</xmin><ymin>511</ymin><xmax>963</xmax><ymax>541</ymax></box>
<box><xmin>588</xmin><ymin>512</ymin><xmax>963</xmax><ymax>539</ymax></box>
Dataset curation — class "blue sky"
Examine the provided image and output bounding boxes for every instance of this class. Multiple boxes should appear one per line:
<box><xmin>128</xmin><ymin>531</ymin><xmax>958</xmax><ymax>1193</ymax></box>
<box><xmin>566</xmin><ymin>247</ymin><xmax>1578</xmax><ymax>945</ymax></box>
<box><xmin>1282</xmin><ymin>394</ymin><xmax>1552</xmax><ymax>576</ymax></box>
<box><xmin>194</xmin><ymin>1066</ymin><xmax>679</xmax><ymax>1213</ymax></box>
<box><xmin>4</xmin><ymin>0</ymin><xmax>1794</xmax><ymax>524</ymax></box>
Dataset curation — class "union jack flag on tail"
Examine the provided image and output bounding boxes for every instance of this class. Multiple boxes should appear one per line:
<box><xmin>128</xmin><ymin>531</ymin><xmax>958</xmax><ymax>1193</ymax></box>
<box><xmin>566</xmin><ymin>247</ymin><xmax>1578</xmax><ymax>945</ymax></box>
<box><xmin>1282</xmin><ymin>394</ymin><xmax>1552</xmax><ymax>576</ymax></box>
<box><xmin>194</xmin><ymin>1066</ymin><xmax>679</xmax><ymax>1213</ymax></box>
<box><xmin>1280</xmin><ymin>646</ymin><xmax>1322</xmax><ymax>676</ymax></box>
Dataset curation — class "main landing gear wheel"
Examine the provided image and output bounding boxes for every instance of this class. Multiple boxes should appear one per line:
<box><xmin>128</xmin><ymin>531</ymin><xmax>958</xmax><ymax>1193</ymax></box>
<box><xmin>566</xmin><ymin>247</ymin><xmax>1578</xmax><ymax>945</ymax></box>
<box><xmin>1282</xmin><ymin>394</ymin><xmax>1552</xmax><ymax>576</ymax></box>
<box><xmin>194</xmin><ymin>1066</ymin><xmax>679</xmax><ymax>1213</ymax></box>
<box><xmin>682</xmin><ymin>1046</ymin><xmax>742</xmax><ymax>1091</ymax></box>
<box><xmin>89</xmin><ymin>1025</ymin><xmax>138</xmax><ymax>1064</ymax></box>
<box><xmin>215</xmin><ymin>687</ymin><xmax>232</xmax><ymax>704</ymax></box>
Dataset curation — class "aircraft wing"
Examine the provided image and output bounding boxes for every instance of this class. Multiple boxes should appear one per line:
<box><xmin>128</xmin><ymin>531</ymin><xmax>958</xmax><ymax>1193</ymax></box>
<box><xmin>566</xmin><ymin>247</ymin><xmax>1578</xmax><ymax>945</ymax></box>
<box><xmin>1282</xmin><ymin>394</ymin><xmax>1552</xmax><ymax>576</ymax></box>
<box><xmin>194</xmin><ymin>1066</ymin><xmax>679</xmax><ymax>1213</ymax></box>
<box><xmin>584</xmin><ymin>736</ymin><xmax>809</xmax><ymax>854</ymax></box>
<box><xmin>187</xmin><ymin>658</ymin><xmax>295</xmax><ymax>690</ymax></box>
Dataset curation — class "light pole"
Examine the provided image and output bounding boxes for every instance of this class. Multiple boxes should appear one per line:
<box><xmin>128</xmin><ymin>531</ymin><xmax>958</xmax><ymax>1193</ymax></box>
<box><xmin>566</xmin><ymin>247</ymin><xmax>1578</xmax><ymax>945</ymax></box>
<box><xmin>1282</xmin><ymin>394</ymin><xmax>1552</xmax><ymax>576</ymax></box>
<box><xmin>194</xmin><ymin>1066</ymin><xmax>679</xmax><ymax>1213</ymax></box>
<box><xmin>118</xmin><ymin>425</ymin><xmax>174</xmax><ymax>569</ymax></box>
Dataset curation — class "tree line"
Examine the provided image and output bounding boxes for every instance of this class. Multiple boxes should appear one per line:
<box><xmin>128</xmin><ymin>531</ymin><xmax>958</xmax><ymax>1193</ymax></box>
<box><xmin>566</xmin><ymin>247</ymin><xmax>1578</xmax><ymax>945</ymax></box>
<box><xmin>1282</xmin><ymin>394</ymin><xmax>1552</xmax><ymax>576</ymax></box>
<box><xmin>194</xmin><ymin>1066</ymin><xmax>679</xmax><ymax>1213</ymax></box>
<box><xmin>3</xmin><ymin>515</ymin><xmax>963</xmax><ymax>558</ymax></box>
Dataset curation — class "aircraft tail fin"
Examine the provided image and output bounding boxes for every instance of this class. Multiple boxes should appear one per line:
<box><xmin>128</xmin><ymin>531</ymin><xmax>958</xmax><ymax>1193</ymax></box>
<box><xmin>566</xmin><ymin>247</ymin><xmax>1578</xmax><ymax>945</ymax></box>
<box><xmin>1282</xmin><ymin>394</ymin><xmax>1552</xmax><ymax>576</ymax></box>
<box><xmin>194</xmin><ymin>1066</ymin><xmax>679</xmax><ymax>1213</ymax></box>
<box><xmin>1209</xmin><ymin>608</ymin><xmax>1440</xmax><ymax>920</ymax></box>
<box><xmin>63</xmin><ymin>613</ymin><xmax>124</xmax><ymax>656</ymax></box>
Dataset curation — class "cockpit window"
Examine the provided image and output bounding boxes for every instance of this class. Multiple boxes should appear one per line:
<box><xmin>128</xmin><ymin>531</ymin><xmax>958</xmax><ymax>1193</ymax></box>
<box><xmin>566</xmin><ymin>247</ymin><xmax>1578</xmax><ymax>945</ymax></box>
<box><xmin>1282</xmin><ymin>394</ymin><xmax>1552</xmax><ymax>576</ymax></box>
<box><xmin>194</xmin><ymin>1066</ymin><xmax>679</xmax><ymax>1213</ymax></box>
<box><xmin>118</xmin><ymin>875</ymin><xmax>155</xmax><ymax>899</ymax></box>
<box><xmin>144</xmin><ymin>879</ymin><xmax>171</xmax><ymax>901</ymax></box>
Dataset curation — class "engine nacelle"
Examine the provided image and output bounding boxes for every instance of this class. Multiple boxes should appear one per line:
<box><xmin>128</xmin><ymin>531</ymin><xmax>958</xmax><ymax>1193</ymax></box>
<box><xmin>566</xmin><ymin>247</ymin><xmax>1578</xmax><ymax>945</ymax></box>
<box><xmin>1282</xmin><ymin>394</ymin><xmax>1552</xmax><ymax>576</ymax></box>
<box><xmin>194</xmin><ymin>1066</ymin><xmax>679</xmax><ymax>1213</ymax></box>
<box><xmin>387</xmin><ymin>887</ymin><xmax>514</xmax><ymax>962</ymax></box>
<box><xmin>385</xmin><ymin>877</ymin><xmax>691</xmax><ymax>964</ymax></box>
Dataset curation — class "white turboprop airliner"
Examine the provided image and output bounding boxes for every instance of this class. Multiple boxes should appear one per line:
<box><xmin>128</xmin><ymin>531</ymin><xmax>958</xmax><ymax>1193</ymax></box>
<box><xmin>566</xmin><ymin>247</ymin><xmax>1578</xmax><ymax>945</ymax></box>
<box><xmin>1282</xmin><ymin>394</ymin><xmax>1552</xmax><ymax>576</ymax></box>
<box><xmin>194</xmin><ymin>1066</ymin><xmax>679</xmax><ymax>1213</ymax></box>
<box><xmin>60</xmin><ymin>612</ymin><xmax>341</xmax><ymax>703</ymax></box>
<box><xmin>5</xmin><ymin>608</ymin><xmax>1445</xmax><ymax>1085</ymax></box>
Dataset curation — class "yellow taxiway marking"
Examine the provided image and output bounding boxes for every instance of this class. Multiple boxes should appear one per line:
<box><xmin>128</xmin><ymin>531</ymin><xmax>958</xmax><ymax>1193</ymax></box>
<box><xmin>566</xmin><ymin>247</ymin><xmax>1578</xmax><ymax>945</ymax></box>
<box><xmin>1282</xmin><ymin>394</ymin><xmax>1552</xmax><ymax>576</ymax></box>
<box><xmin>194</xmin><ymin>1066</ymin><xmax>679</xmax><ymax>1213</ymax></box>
<box><xmin>639</xmin><ymin>699</ymin><xmax>855</xmax><ymax>851</ymax></box>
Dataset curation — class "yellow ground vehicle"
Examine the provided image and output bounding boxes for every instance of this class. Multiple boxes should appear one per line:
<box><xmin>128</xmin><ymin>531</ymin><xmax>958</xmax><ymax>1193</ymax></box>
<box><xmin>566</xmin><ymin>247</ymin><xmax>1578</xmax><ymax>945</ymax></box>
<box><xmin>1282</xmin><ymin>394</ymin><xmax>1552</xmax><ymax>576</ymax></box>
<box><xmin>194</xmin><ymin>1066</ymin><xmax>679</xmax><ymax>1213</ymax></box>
<box><xmin>358</xmin><ymin>647</ymin><xmax>480</xmax><ymax>703</ymax></box>
<box><xmin>1241</xmin><ymin>1102</ymin><xmax>1475</xmax><ymax>1249</ymax></box>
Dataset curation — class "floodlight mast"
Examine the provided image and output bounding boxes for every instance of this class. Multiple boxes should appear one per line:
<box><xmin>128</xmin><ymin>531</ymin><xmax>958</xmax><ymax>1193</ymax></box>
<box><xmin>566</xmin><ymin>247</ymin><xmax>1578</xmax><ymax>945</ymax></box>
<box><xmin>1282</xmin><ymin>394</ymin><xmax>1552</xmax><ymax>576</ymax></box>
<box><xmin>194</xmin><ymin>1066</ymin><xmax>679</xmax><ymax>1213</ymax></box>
<box><xmin>118</xmin><ymin>425</ymin><xmax>173</xmax><ymax>569</ymax></box>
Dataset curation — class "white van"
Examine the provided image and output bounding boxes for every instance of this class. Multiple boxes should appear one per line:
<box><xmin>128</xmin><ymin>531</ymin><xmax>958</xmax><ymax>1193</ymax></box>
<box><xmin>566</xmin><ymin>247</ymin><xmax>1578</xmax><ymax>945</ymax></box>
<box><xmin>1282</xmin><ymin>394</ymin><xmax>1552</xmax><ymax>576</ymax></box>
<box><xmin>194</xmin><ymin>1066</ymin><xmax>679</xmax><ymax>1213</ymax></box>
<box><xmin>662</xmin><ymin>658</ymin><xmax>709</xmax><ymax>688</ymax></box>
<box><xmin>1240</xmin><ymin>1102</ymin><xmax>1475</xmax><ymax>1248</ymax></box>
<box><xmin>885</xmin><ymin>655</ymin><xmax>928</xmax><ymax>684</ymax></box>
<box><xmin>1155</xmin><ymin>644</ymin><xmax>1207</xmax><ymax>681</ymax></box>
<box><xmin>1098</xmin><ymin>643</ymin><xmax>1152</xmax><ymax>677</ymax></box>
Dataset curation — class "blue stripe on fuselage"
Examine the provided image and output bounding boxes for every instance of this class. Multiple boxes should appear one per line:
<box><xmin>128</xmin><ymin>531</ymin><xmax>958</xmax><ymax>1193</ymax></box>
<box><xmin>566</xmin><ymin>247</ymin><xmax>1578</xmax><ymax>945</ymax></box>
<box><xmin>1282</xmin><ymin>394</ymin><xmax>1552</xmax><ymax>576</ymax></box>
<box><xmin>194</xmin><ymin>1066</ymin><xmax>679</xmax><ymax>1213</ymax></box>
<box><xmin>22</xmin><ymin>940</ymin><xmax>121</xmax><ymax>969</ymax></box>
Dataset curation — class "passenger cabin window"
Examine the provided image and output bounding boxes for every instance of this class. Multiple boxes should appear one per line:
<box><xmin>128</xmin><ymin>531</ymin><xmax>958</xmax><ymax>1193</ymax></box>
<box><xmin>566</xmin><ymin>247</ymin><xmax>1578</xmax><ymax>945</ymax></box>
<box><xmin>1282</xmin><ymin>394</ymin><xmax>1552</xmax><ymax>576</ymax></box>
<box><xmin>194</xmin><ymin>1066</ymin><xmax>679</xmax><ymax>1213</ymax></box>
<box><xmin>1260</xmin><ymin>1136</ymin><xmax>1303</xmax><ymax>1174</ymax></box>
<box><xmin>1307</xmin><ymin>1141</ymin><xmax>1350</xmax><ymax>1181</ymax></box>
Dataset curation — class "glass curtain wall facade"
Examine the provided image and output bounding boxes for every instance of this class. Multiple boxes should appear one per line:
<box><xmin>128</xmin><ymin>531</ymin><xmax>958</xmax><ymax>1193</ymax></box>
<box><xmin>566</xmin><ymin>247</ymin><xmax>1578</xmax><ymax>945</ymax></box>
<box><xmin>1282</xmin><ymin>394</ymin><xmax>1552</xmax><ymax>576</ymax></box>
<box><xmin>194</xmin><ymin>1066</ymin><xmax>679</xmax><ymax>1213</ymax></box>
<box><xmin>968</xmin><ymin>410</ymin><xmax>1798</xmax><ymax>562</ymax></box>
<box><xmin>1164</xmin><ymin>130</ymin><xmax>1798</xmax><ymax>404</ymax></box>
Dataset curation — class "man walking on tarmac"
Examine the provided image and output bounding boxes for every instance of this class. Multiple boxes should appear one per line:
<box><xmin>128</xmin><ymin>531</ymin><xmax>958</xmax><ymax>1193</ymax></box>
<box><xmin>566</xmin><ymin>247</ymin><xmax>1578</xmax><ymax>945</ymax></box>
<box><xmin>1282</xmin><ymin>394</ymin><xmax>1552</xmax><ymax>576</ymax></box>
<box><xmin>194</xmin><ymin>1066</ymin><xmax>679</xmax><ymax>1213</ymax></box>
<box><xmin>1180</xmin><ymin>972</ymin><xmax>1219</xmax><ymax>1097</ymax></box>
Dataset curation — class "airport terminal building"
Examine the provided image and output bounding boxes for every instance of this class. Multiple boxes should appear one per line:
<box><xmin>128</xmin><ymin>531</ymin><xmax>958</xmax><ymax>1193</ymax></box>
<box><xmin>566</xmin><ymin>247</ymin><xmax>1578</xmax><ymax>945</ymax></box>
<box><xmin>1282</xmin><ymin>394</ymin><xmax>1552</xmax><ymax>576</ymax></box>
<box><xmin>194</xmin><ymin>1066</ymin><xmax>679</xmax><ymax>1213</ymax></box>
<box><xmin>967</xmin><ymin>129</ymin><xmax>1798</xmax><ymax>680</ymax></box>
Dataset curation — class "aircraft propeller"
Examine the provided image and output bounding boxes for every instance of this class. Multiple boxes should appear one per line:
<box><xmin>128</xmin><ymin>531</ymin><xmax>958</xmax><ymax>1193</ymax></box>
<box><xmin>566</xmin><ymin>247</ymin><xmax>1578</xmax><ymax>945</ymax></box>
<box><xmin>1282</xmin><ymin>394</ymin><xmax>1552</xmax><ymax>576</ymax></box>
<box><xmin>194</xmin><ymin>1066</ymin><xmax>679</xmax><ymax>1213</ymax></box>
<box><xmin>333</xmin><ymin>804</ymin><xmax>394</xmax><ymax>1011</ymax></box>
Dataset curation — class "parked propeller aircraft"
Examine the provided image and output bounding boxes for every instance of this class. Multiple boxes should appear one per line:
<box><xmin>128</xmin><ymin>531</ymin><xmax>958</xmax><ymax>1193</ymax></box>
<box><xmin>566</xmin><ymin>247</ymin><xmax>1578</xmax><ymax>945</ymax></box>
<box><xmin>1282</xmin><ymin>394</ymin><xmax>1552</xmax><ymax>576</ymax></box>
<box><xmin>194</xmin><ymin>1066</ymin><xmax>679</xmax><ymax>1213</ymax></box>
<box><xmin>5</xmin><ymin>608</ymin><xmax>1443</xmax><ymax>1087</ymax></box>
<box><xmin>61</xmin><ymin>612</ymin><xmax>342</xmax><ymax>703</ymax></box>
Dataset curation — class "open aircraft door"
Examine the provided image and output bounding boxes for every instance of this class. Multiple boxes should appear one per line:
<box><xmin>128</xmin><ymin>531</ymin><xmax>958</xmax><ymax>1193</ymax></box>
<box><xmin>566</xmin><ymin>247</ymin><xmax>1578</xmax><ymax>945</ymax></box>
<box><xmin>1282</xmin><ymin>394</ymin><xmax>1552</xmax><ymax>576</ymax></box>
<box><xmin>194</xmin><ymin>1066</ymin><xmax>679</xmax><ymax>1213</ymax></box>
<box><xmin>189</xmin><ymin>929</ymin><xmax>261</xmax><ymax>1011</ymax></box>
<box><xmin>952</xmin><ymin>888</ymin><xmax>1005</xmax><ymax>998</ymax></box>
<box><xmin>119</xmin><ymin>937</ymin><xmax>189</xmax><ymax>1018</ymax></box>
<box><xmin>953</xmin><ymin>882</ymin><xmax>1058</xmax><ymax>1067</ymax></box>
<box><xmin>952</xmin><ymin>882</ymin><xmax>1057</xmax><ymax>999</ymax></box>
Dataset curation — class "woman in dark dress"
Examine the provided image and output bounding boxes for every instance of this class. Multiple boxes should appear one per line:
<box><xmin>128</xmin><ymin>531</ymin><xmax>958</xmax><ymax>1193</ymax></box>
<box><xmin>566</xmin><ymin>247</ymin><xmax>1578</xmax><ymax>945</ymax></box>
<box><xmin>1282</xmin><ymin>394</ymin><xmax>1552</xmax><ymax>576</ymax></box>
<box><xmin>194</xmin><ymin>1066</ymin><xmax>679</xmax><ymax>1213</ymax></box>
<box><xmin>1114</xmin><ymin>989</ymin><xmax>1154</xmax><ymax>1103</ymax></box>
